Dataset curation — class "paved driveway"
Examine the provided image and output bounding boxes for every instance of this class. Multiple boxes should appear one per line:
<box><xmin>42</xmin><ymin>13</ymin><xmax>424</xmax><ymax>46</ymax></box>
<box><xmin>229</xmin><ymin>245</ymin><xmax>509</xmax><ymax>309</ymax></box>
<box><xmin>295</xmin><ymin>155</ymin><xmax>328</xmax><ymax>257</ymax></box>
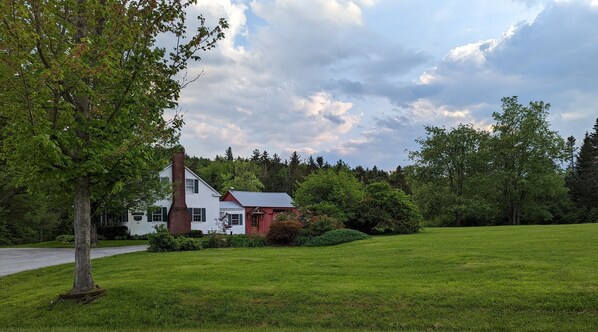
<box><xmin>0</xmin><ymin>245</ymin><xmax>147</xmax><ymax>277</ymax></box>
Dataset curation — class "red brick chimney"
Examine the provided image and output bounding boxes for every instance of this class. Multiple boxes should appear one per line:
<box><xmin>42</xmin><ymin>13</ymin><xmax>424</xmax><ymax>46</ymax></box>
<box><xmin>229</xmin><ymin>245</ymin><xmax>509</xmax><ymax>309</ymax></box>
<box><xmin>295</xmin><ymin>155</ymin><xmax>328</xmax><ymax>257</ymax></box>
<box><xmin>168</xmin><ymin>149</ymin><xmax>191</xmax><ymax>234</ymax></box>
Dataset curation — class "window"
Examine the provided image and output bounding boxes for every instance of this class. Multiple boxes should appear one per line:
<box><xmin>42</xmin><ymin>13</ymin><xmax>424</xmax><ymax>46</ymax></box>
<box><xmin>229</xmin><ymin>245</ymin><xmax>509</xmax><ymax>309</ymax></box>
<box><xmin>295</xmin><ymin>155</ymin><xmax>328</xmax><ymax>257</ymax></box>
<box><xmin>149</xmin><ymin>207</ymin><xmax>167</xmax><ymax>222</ymax></box>
<box><xmin>228</xmin><ymin>214</ymin><xmax>243</xmax><ymax>226</ymax></box>
<box><xmin>97</xmin><ymin>212</ymin><xmax>128</xmax><ymax>226</ymax></box>
<box><xmin>188</xmin><ymin>208</ymin><xmax>206</xmax><ymax>222</ymax></box>
<box><xmin>160</xmin><ymin>177</ymin><xmax>170</xmax><ymax>183</ymax></box>
<box><xmin>273</xmin><ymin>209</ymin><xmax>288</xmax><ymax>213</ymax></box>
<box><xmin>186</xmin><ymin>179</ymin><xmax>199</xmax><ymax>194</ymax></box>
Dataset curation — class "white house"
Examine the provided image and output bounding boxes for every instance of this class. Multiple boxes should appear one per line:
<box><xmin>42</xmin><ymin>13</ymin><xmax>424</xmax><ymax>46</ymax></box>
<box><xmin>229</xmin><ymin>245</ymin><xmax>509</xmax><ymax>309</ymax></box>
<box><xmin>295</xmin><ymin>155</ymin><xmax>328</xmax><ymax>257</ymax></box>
<box><xmin>124</xmin><ymin>150</ymin><xmax>245</xmax><ymax>236</ymax></box>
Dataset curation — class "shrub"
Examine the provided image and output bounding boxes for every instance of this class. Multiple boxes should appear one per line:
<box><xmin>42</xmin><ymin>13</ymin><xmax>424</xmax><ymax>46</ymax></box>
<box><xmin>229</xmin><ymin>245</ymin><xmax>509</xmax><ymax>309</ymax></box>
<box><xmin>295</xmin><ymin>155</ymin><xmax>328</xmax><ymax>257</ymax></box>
<box><xmin>294</xmin><ymin>235</ymin><xmax>312</xmax><ymax>246</ymax></box>
<box><xmin>266</xmin><ymin>221</ymin><xmax>302</xmax><ymax>245</ymax></box>
<box><xmin>227</xmin><ymin>234</ymin><xmax>249</xmax><ymax>247</ymax></box>
<box><xmin>304</xmin><ymin>229</ymin><xmax>369</xmax><ymax>247</ymax></box>
<box><xmin>148</xmin><ymin>225</ymin><xmax>202</xmax><ymax>252</ymax></box>
<box><xmin>185</xmin><ymin>230</ymin><xmax>204</xmax><ymax>238</ymax></box>
<box><xmin>247</xmin><ymin>235</ymin><xmax>267</xmax><ymax>247</ymax></box>
<box><xmin>147</xmin><ymin>225</ymin><xmax>177</xmax><ymax>252</ymax></box>
<box><xmin>226</xmin><ymin>234</ymin><xmax>267</xmax><ymax>248</ymax></box>
<box><xmin>175</xmin><ymin>236</ymin><xmax>203</xmax><ymax>251</ymax></box>
<box><xmin>55</xmin><ymin>234</ymin><xmax>75</xmax><ymax>243</ymax></box>
<box><xmin>274</xmin><ymin>211</ymin><xmax>298</xmax><ymax>222</ymax></box>
<box><xmin>97</xmin><ymin>225</ymin><xmax>129</xmax><ymax>240</ymax></box>
<box><xmin>201</xmin><ymin>233</ymin><xmax>229</xmax><ymax>248</ymax></box>
<box><xmin>350</xmin><ymin>182</ymin><xmax>423</xmax><ymax>235</ymax></box>
<box><xmin>300</xmin><ymin>215</ymin><xmax>344</xmax><ymax>238</ymax></box>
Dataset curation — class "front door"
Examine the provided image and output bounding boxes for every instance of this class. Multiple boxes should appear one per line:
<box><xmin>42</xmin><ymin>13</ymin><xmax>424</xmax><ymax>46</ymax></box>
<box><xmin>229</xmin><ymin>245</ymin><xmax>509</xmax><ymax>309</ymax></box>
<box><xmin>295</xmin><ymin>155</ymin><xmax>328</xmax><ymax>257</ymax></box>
<box><xmin>251</xmin><ymin>214</ymin><xmax>261</xmax><ymax>234</ymax></box>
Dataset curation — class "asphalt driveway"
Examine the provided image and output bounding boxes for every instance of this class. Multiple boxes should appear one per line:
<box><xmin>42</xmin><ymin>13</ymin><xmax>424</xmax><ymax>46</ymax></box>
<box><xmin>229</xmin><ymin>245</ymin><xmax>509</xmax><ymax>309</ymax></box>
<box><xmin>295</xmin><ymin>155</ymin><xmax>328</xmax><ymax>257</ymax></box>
<box><xmin>0</xmin><ymin>245</ymin><xmax>147</xmax><ymax>277</ymax></box>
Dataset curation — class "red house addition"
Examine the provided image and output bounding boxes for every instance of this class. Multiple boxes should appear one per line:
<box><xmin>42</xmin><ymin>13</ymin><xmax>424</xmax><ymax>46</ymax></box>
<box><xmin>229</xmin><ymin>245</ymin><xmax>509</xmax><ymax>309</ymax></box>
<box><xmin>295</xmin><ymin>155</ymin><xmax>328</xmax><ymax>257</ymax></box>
<box><xmin>221</xmin><ymin>190</ymin><xmax>297</xmax><ymax>236</ymax></box>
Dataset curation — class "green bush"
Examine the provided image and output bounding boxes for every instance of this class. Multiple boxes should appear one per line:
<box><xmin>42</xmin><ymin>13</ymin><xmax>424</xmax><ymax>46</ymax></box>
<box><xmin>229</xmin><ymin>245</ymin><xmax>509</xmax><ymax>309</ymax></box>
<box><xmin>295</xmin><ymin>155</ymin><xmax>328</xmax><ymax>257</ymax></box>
<box><xmin>147</xmin><ymin>225</ymin><xmax>177</xmax><ymax>252</ymax></box>
<box><xmin>304</xmin><ymin>229</ymin><xmax>369</xmax><ymax>247</ymax></box>
<box><xmin>175</xmin><ymin>236</ymin><xmax>203</xmax><ymax>251</ymax></box>
<box><xmin>247</xmin><ymin>235</ymin><xmax>267</xmax><ymax>247</ymax></box>
<box><xmin>300</xmin><ymin>215</ymin><xmax>344</xmax><ymax>238</ymax></box>
<box><xmin>226</xmin><ymin>234</ymin><xmax>249</xmax><ymax>247</ymax></box>
<box><xmin>266</xmin><ymin>221</ymin><xmax>302</xmax><ymax>245</ymax></box>
<box><xmin>148</xmin><ymin>225</ymin><xmax>202</xmax><ymax>252</ymax></box>
<box><xmin>201</xmin><ymin>233</ymin><xmax>229</xmax><ymax>248</ymax></box>
<box><xmin>55</xmin><ymin>234</ymin><xmax>75</xmax><ymax>243</ymax></box>
<box><xmin>294</xmin><ymin>235</ymin><xmax>312</xmax><ymax>246</ymax></box>
<box><xmin>226</xmin><ymin>234</ymin><xmax>267</xmax><ymax>248</ymax></box>
<box><xmin>97</xmin><ymin>225</ymin><xmax>129</xmax><ymax>240</ymax></box>
<box><xmin>185</xmin><ymin>230</ymin><xmax>204</xmax><ymax>238</ymax></box>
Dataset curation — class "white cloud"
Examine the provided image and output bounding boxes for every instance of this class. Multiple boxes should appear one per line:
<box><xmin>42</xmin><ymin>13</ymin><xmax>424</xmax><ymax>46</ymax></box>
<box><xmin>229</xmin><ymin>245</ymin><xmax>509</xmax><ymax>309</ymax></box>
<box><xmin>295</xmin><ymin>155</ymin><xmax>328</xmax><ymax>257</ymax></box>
<box><xmin>170</xmin><ymin>0</ymin><xmax>598</xmax><ymax>169</ymax></box>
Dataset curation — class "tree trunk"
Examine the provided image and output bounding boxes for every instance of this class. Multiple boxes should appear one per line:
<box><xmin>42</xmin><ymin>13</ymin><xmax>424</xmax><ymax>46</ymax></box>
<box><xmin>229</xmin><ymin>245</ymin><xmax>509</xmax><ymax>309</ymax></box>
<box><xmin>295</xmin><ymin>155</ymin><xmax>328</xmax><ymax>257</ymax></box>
<box><xmin>71</xmin><ymin>175</ymin><xmax>96</xmax><ymax>294</ymax></box>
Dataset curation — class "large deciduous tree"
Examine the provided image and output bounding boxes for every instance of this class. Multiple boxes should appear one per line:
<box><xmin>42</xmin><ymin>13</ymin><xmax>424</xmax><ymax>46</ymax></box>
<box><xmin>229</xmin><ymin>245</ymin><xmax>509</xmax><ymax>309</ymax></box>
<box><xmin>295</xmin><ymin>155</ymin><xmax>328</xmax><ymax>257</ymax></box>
<box><xmin>409</xmin><ymin>124</ymin><xmax>496</xmax><ymax>226</ymax></box>
<box><xmin>491</xmin><ymin>97</ymin><xmax>567</xmax><ymax>225</ymax></box>
<box><xmin>0</xmin><ymin>0</ymin><xmax>227</xmax><ymax>297</ymax></box>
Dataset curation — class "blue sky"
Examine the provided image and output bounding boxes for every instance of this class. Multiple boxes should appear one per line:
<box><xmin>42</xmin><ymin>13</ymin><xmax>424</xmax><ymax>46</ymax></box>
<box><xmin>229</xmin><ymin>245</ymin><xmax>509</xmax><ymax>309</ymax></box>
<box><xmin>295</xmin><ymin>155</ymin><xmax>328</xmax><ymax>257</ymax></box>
<box><xmin>172</xmin><ymin>0</ymin><xmax>598</xmax><ymax>169</ymax></box>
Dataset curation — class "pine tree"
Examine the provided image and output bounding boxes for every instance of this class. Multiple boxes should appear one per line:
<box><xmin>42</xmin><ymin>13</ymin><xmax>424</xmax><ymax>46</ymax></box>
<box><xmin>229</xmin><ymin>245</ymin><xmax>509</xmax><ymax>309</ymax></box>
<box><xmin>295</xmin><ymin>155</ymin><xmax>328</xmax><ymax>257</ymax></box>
<box><xmin>568</xmin><ymin>118</ymin><xmax>598</xmax><ymax>213</ymax></box>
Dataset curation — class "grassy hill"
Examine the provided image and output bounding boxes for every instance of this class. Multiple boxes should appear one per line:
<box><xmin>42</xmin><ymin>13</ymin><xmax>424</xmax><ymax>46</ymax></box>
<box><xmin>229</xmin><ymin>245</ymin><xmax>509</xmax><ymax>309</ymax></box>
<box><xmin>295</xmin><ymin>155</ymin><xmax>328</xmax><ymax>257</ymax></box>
<box><xmin>1</xmin><ymin>224</ymin><xmax>597</xmax><ymax>331</ymax></box>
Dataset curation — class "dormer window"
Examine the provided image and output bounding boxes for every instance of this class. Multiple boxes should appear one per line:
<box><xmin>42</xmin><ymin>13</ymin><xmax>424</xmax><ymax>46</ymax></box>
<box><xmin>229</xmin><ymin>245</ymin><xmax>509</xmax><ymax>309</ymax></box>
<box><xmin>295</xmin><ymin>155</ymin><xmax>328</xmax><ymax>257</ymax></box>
<box><xmin>186</xmin><ymin>179</ymin><xmax>199</xmax><ymax>194</ymax></box>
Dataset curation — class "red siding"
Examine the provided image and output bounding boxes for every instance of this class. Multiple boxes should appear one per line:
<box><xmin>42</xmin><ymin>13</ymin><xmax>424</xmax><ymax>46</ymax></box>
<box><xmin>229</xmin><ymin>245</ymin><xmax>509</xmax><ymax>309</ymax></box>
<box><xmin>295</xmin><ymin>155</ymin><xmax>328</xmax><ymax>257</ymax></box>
<box><xmin>221</xmin><ymin>192</ymin><xmax>297</xmax><ymax>236</ymax></box>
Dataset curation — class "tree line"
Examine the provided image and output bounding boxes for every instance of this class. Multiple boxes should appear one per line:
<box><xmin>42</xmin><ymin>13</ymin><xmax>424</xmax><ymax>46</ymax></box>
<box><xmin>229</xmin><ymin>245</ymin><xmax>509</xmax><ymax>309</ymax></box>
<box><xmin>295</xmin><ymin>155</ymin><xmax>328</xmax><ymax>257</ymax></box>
<box><xmin>2</xmin><ymin>97</ymin><xmax>597</xmax><ymax>246</ymax></box>
<box><xmin>408</xmin><ymin>97</ymin><xmax>598</xmax><ymax>226</ymax></box>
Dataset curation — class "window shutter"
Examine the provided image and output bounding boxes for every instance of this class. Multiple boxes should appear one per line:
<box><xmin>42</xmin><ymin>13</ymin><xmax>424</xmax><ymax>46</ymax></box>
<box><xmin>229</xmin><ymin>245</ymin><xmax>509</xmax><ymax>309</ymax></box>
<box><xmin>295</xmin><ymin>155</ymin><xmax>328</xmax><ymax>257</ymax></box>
<box><xmin>201</xmin><ymin>208</ymin><xmax>206</xmax><ymax>222</ymax></box>
<box><xmin>147</xmin><ymin>209</ymin><xmax>152</xmax><ymax>222</ymax></box>
<box><xmin>227</xmin><ymin>214</ymin><xmax>232</xmax><ymax>226</ymax></box>
<box><xmin>240</xmin><ymin>215</ymin><xmax>243</xmax><ymax>226</ymax></box>
<box><xmin>162</xmin><ymin>207</ymin><xmax>167</xmax><ymax>222</ymax></box>
<box><xmin>194</xmin><ymin>179</ymin><xmax>199</xmax><ymax>193</ymax></box>
<box><xmin>188</xmin><ymin>208</ymin><xmax>193</xmax><ymax>218</ymax></box>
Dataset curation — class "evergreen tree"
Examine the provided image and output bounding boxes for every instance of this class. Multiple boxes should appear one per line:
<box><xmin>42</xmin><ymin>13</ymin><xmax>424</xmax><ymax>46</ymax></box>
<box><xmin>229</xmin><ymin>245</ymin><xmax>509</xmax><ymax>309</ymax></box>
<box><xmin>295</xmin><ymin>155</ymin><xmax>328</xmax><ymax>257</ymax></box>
<box><xmin>225</xmin><ymin>147</ymin><xmax>234</xmax><ymax>161</ymax></box>
<box><xmin>567</xmin><ymin>118</ymin><xmax>598</xmax><ymax>218</ymax></box>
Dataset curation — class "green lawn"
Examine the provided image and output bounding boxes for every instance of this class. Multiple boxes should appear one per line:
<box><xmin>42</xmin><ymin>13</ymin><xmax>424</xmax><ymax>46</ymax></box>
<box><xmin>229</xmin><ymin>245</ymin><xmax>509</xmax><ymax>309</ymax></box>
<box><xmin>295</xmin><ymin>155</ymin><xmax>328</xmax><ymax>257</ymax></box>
<box><xmin>3</xmin><ymin>239</ymin><xmax>147</xmax><ymax>248</ymax></box>
<box><xmin>1</xmin><ymin>224</ymin><xmax>597</xmax><ymax>331</ymax></box>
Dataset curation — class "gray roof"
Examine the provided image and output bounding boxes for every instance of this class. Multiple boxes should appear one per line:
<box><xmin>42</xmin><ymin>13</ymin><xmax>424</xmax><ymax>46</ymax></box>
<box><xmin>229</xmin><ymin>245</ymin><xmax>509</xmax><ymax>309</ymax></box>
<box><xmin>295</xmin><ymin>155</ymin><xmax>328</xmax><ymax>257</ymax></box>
<box><xmin>220</xmin><ymin>201</ymin><xmax>244</xmax><ymax>210</ymax></box>
<box><xmin>228</xmin><ymin>190</ymin><xmax>294</xmax><ymax>208</ymax></box>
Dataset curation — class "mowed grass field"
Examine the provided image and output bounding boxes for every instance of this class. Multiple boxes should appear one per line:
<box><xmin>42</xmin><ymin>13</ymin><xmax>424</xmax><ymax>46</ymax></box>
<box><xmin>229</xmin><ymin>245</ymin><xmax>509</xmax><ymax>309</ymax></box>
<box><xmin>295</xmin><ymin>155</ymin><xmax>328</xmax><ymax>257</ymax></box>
<box><xmin>1</xmin><ymin>224</ymin><xmax>597</xmax><ymax>331</ymax></box>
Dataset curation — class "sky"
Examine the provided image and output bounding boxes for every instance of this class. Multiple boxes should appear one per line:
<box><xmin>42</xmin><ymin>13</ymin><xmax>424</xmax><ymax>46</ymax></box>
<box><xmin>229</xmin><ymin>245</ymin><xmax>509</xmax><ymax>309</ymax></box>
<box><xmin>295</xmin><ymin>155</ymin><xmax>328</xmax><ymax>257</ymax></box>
<box><xmin>169</xmin><ymin>0</ymin><xmax>598</xmax><ymax>170</ymax></box>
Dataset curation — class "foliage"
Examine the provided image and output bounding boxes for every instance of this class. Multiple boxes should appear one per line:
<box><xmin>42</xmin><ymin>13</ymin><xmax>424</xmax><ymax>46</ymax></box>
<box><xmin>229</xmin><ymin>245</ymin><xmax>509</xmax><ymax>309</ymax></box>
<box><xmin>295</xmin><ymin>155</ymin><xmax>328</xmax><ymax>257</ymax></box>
<box><xmin>304</xmin><ymin>229</ymin><xmax>369</xmax><ymax>247</ymax></box>
<box><xmin>97</xmin><ymin>226</ymin><xmax>129</xmax><ymax>241</ymax></box>
<box><xmin>184</xmin><ymin>230</ymin><xmax>204</xmax><ymax>238</ymax></box>
<box><xmin>299</xmin><ymin>202</ymin><xmax>346</xmax><ymax>223</ymax></box>
<box><xmin>174</xmin><ymin>236</ymin><xmax>203</xmax><ymax>251</ymax></box>
<box><xmin>409</xmin><ymin>124</ymin><xmax>496</xmax><ymax>226</ymax></box>
<box><xmin>55</xmin><ymin>235</ymin><xmax>75</xmax><ymax>243</ymax></box>
<box><xmin>491</xmin><ymin>97</ymin><xmax>568</xmax><ymax>224</ymax></box>
<box><xmin>147</xmin><ymin>225</ymin><xmax>178</xmax><ymax>252</ymax></box>
<box><xmin>409</xmin><ymin>97</ymin><xmax>571</xmax><ymax>226</ymax></box>
<box><xmin>221</xmin><ymin>160</ymin><xmax>265</xmax><ymax>193</ymax></box>
<box><xmin>226</xmin><ymin>234</ymin><xmax>267</xmax><ymax>248</ymax></box>
<box><xmin>294</xmin><ymin>169</ymin><xmax>364</xmax><ymax>223</ymax></box>
<box><xmin>351</xmin><ymin>182</ymin><xmax>423</xmax><ymax>234</ymax></box>
<box><xmin>148</xmin><ymin>225</ymin><xmax>202</xmax><ymax>252</ymax></box>
<box><xmin>201</xmin><ymin>233</ymin><xmax>229</xmax><ymax>248</ymax></box>
<box><xmin>274</xmin><ymin>211</ymin><xmax>299</xmax><ymax>222</ymax></box>
<box><xmin>299</xmin><ymin>215</ymin><xmax>344</xmax><ymax>238</ymax></box>
<box><xmin>266</xmin><ymin>221</ymin><xmax>303</xmax><ymax>245</ymax></box>
<box><xmin>566</xmin><ymin>118</ymin><xmax>598</xmax><ymax>215</ymax></box>
<box><xmin>0</xmin><ymin>0</ymin><xmax>227</xmax><ymax>293</ymax></box>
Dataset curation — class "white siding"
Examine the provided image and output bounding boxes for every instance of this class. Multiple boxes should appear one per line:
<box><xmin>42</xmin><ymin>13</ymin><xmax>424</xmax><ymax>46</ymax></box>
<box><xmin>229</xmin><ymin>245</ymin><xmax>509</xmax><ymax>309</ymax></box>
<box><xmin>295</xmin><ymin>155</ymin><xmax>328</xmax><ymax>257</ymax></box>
<box><xmin>125</xmin><ymin>165</ymin><xmax>222</xmax><ymax>235</ymax></box>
